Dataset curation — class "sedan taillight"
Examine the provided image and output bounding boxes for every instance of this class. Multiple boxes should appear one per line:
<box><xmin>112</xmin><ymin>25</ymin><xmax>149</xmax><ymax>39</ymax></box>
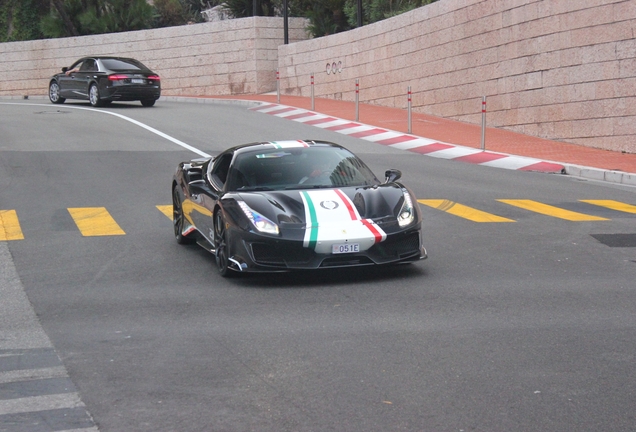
<box><xmin>108</xmin><ymin>74</ymin><xmax>128</xmax><ymax>81</ymax></box>
<box><xmin>147</xmin><ymin>75</ymin><xmax>160</xmax><ymax>80</ymax></box>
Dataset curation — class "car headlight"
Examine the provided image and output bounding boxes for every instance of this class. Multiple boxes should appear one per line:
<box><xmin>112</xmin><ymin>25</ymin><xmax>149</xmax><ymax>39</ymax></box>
<box><xmin>397</xmin><ymin>190</ymin><xmax>415</xmax><ymax>227</ymax></box>
<box><xmin>238</xmin><ymin>201</ymin><xmax>279</xmax><ymax>235</ymax></box>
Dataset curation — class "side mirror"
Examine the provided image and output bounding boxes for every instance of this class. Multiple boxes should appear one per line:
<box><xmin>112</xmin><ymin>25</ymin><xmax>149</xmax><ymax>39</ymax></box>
<box><xmin>62</xmin><ymin>67</ymin><xmax>68</xmax><ymax>73</ymax></box>
<box><xmin>384</xmin><ymin>169</ymin><xmax>402</xmax><ymax>183</ymax></box>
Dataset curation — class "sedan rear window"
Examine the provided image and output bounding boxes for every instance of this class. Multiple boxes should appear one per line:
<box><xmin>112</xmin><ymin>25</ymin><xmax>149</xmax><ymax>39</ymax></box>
<box><xmin>101</xmin><ymin>59</ymin><xmax>147</xmax><ymax>71</ymax></box>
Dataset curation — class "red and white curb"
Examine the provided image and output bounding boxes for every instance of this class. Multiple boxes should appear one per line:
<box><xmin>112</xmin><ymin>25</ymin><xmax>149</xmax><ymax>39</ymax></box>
<box><xmin>249</xmin><ymin>103</ymin><xmax>565</xmax><ymax>174</ymax></box>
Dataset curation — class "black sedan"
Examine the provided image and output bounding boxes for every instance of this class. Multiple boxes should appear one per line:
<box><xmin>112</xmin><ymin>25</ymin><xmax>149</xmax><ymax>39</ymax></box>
<box><xmin>48</xmin><ymin>56</ymin><xmax>160</xmax><ymax>107</ymax></box>
<box><xmin>172</xmin><ymin>140</ymin><xmax>427</xmax><ymax>276</ymax></box>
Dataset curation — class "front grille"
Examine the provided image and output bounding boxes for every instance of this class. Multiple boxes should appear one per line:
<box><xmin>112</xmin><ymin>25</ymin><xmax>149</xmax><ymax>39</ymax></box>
<box><xmin>371</xmin><ymin>232</ymin><xmax>420</xmax><ymax>259</ymax></box>
<box><xmin>251</xmin><ymin>242</ymin><xmax>314</xmax><ymax>266</ymax></box>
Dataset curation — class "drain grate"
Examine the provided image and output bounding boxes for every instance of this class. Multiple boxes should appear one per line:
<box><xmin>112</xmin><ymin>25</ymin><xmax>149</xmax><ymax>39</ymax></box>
<box><xmin>591</xmin><ymin>234</ymin><xmax>636</xmax><ymax>247</ymax></box>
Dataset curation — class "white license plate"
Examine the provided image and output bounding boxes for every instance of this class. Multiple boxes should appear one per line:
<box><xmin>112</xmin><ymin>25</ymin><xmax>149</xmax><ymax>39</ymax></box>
<box><xmin>131</xmin><ymin>78</ymin><xmax>145</xmax><ymax>84</ymax></box>
<box><xmin>332</xmin><ymin>243</ymin><xmax>360</xmax><ymax>254</ymax></box>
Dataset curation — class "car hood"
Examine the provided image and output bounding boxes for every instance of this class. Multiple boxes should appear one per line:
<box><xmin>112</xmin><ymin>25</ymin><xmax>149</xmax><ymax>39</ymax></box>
<box><xmin>235</xmin><ymin>183</ymin><xmax>408</xmax><ymax>228</ymax></box>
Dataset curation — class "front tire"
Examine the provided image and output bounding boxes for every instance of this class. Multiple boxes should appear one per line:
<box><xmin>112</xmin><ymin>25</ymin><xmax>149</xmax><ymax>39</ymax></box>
<box><xmin>214</xmin><ymin>211</ymin><xmax>233</xmax><ymax>277</ymax></box>
<box><xmin>89</xmin><ymin>83</ymin><xmax>103</xmax><ymax>107</ymax></box>
<box><xmin>49</xmin><ymin>81</ymin><xmax>65</xmax><ymax>104</ymax></box>
<box><xmin>173</xmin><ymin>185</ymin><xmax>195</xmax><ymax>244</ymax></box>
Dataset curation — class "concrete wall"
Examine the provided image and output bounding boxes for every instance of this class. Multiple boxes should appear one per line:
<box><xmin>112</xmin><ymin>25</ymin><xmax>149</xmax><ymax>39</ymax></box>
<box><xmin>278</xmin><ymin>0</ymin><xmax>636</xmax><ymax>153</ymax></box>
<box><xmin>0</xmin><ymin>17</ymin><xmax>309</xmax><ymax>97</ymax></box>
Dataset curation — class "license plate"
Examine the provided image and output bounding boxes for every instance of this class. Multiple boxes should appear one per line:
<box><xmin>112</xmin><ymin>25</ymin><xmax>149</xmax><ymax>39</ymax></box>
<box><xmin>332</xmin><ymin>243</ymin><xmax>359</xmax><ymax>254</ymax></box>
<box><xmin>131</xmin><ymin>78</ymin><xmax>145</xmax><ymax>84</ymax></box>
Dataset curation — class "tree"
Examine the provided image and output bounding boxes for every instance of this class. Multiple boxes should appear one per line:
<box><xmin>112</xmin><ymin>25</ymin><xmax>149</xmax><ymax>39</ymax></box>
<box><xmin>1</xmin><ymin>0</ymin><xmax>49</xmax><ymax>41</ymax></box>
<box><xmin>40</xmin><ymin>0</ymin><xmax>154</xmax><ymax>38</ymax></box>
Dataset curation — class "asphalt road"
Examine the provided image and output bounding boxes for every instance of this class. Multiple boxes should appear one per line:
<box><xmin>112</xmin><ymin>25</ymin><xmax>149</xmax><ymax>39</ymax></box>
<box><xmin>1</xmin><ymin>99</ymin><xmax>636</xmax><ymax>431</ymax></box>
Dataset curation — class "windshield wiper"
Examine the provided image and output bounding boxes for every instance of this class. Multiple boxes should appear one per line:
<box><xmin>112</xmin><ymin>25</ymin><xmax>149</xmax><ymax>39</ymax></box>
<box><xmin>236</xmin><ymin>186</ymin><xmax>274</xmax><ymax>191</ymax></box>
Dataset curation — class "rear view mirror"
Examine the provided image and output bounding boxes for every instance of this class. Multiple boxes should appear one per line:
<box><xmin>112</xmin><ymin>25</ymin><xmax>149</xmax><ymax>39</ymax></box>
<box><xmin>384</xmin><ymin>169</ymin><xmax>402</xmax><ymax>183</ymax></box>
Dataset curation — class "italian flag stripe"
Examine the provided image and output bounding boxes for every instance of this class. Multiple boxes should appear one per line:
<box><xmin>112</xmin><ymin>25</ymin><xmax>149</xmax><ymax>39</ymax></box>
<box><xmin>300</xmin><ymin>191</ymin><xmax>318</xmax><ymax>248</ymax></box>
<box><xmin>334</xmin><ymin>189</ymin><xmax>358</xmax><ymax>220</ymax></box>
<box><xmin>361</xmin><ymin>219</ymin><xmax>384</xmax><ymax>243</ymax></box>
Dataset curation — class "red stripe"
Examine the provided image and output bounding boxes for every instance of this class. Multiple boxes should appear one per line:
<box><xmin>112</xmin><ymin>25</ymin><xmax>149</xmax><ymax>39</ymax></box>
<box><xmin>409</xmin><ymin>143</ymin><xmax>455</xmax><ymax>154</ymax></box>
<box><xmin>361</xmin><ymin>219</ymin><xmax>383</xmax><ymax>243</ymax></box>
<box><xmin>296</xmin><ymin>140</ymin><xmax>310</xmax><ymax>147</ymax></box>
<box><xmin>519</xmin><ymin>161</ymin><xmax>565</xmax><ymax>173</ymax></box>
<box><xmin>325</xmin><ymin>122</ymin><xmax>361</xmax><ymax>131</ymax></box>
<box><xmin>334</xmin><ymin>189</ymin><xmax>358</xmax><ymax>220</ymax></box>
<box><xmin>267</xmin><ymin>107</ymin><xmax>297</xmax><ymax>115</ymax></box>
<box><xmin>251</xmin><ymin>103</ymin><xmax>277</xmax><ymax>111</ymax></box>
<box><xmin>453</xmin><ymin>152</ymin><xmax>507</xmax><ymax>164</ymax></box>
<box><xmin>376</xmin><ymin>135</ymin><xmax>418</xmax><ymax>145</ymax></box>
<box><xmin>304</xmin><ymin>117</ymin><xmax>338</xmax><ymax>125</ymax></box>
<box><xmin>349</xmin><ymin>128</ymin><xmax>388</xmax><ymax>138</ymax></box>
<box><xmin>285</xmin><ymin>112</ymin><xmax>316</xmax><ymax>120</ymax></box>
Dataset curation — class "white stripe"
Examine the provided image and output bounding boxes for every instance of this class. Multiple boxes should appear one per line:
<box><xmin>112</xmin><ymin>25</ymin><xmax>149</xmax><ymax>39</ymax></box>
<box><xmin>0</xmin><ymin>366</ymin><xmax>68</xmax><ymax>384</ymax></box>
<box><xmin>362</xmin><ymin>131</ymin><xmax>405</xmax><ymax>142</ymax></box>
<box><xmin>252</xmin><ymin>104</ymin><xmax>286</xmax><ymax>113</ymax></box>
<box><xmin>426</xmin><ymin>147</ymin><xmax>484</xmax><ymax>159</ymax></box>
<box><xmin>273</xmin><ymin>108</ymin><xmax>309</xmax><ymax>117</ymax></box>
<box><xmin>0</xmin><ymin>393</ymin><xmax>85</xmax><ymax>416</ymax></box>
<box><xmin>292</xmin><ymin>113</ymin><xmax>331</xmax><ymax>123</ymax></box>
<box><xmin>311</xmin><ymin>119</ymin><xmax>352</xmax><ymax>129</ymax></box>
<box><xmin>0</xmin><ymin>102</ymin><xmax>210</xmax><ymax>158</ymax></box>
<box><xmin>335</xmin><ymin>125</ymin><xmax>376</xmax><ymax>135</ymax></box>
<box><xmin>58</xmin><ymin>428</ymin><xmax>100</xmax><ymax>432</ymax></box>
<box><xmin>389</xmin><ymin>137</ymin><xmax>440</xmax><ymax>150</ymax></box>
<box><xmin>480</xmin><ymin>156</ymin><xmax>542</xmax><ymax>169</ymax></box>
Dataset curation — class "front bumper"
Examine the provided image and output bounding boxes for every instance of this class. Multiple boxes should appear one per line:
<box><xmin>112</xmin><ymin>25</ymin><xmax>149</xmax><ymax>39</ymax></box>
<box><xmin>226</xmin><ymin>228</ymin><xmax>426</xmax><ymax>273</ymax></box>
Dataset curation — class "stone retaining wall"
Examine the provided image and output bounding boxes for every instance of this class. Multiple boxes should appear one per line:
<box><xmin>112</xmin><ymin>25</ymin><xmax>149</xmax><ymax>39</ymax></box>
<box><xmin>0</xmin><ymin>17</ymin><xmax>309</xmax><ymax>97</ymax></box>
<box><xmin>278</xmin><ymin>0</ymin><xmax>636</xmax><ymax>153</ymax></box>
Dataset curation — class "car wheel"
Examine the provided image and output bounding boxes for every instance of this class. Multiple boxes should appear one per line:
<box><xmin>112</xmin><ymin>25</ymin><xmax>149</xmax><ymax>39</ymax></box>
<box><xmin>89</xmin><ymin>84</ymin><xmax>103</xmax><ymax>107</ymax></box>
<box><xmin>141</xmin><ymin>99</ymin><xmax>156</xmax><ymax>107</ymax></box>
<box><xmin>214</xmin><ymin>211</ymin><xmax>233</xmax><ymax>277</ymax></box>
<box><xmin>172</xmin><ymin>184</ymin><xmax>195</xmax><ymax>244</ymax></box>
<box><xmin>49</xmin><ymin>81</ymin><xmax>65</xmax><ymax>104</ymax></box>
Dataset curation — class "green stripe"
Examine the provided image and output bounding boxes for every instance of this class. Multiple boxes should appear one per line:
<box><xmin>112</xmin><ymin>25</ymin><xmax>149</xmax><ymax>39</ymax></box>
<box><xmin>301</xmin><ymin>191</ymin><xmax>319</xmax><ymax>249</ymax></box>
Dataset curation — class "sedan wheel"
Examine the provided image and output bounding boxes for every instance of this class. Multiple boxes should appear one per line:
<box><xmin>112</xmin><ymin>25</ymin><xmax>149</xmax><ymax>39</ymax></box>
<box><xmin>141</xmin><ymin>99</ymin><xmax>156</xmax><ymax>107</ymax></box>
<box><xmin>49</xmin><ymin>81</ymin><xmax>65</xmax><ymax>104</ymax></box>
<box><xmin>214</xmin><ymin>211</ymin><xmax>233</xmax><ymax>277</ymax></box>
<box><xmin>172</xmin><ymin>185</ymin><xmax>194</xmax><ymax>244</ymax></box>
<box><xmin>89</xmin><ymin>84</ymin><xmax>103</xmax><ymax>107</ymax></box>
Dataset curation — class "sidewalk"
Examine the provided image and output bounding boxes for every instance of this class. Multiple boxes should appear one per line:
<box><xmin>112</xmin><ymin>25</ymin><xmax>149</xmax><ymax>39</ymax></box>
<box><xmin>197</xmin><ymin>94</ymin><xmax>636</xmax><ymax>186</ymax></box>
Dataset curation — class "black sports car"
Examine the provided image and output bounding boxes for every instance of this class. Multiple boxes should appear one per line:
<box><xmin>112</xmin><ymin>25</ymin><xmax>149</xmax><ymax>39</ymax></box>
<box><xmin>48</xmin><ymin>56</ymin><xmax>160</xmax><ymax>107</ymax></box>
<box><xmin>172</xmin><ymin>140</ymin><xmax>427</xmax><ymax>276</ymax></box>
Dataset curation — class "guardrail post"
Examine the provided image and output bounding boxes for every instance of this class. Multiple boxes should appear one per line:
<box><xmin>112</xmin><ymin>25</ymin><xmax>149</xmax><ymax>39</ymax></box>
<box><xmin>355</xmin><ymin>79</ymin><xmax>359</xmax><ymax>121</ymax></box>
<box><xmin>407</xmin><ymin>86</ymin><xmax>412</xmax><ymax>134</ymax></box>
<box><xmin>311</xmin><ymin>73</ymin><xmax>315</xmax><ymax>111</ymax></box>
<box><xmin>276</xmin><ymin>70</ymin><xmax>280</xmax><ymax>104</ymax></box>
<box><xmin>481</xmin><ymin>96</ymin><xmax>486</xmax><ymax>150</ymax></box>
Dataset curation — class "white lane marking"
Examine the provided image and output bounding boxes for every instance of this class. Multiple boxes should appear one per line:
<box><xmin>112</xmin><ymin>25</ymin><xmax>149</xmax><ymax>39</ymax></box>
<box><xmin>0</xmin><ymin>102</ymin><xmax>210</xmax><ymax>158</ymax></box>
<box><xmin>0</xmin><ymin>366</ymin><xmax>69</xmax><ymax>384</ymax></box>
<box><xmin>0</xmin><ymin>393</ymin><xmax>85</xmax><ymax>416</ymax></box>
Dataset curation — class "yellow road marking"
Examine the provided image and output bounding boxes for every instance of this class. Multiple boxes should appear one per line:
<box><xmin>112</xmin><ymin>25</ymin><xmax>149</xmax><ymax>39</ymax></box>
<box><xmin>67</xmin><ymin>207</ymin><xmax>125</xmax><ymax>236</ymax></box>
<box><xmin>498</xmin><ymin>200</ymin><xmax>608</xmax><ymax>221</ymax></box>
<box><xmin>418</xmin><ymin>199</ymin><xmax>515</xmax><ymax>222</ymax></box>
<box><xmin>156</xmin><ymin>205</ymin><xmax>172</xmax><ymax>218</ymax></box>
<box><xmin>0</xmin><ymin>210</ymin><xmax>25</xmax><ymax>241</ymax></box>
<box><xmin>580</xmin><ymin>200</ymin><xmax>636</xmax><ymax>214</ymax></box>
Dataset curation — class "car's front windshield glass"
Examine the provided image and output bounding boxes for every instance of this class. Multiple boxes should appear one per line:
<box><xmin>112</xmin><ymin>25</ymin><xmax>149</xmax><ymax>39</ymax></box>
<box><xmin>226</xmin><ymin>145</ymin><xmax>379</xmax><ymax>191</ymax></box>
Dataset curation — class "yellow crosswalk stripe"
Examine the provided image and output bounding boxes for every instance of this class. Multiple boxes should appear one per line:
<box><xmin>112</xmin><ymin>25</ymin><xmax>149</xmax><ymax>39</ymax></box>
<box><xmin>67</xmin><ymin>207</ymin><xmax>125</xmax><ymax>236</ymax></box>
<box><xmin>580</xmin><ymin>200</ymin><xmax>636</xmax><ymax>214</ymax></box>
<box><xmin>418</xmin><ymin>199</ymin><xmax>515</xmax><ymax>222</ymax></box>
<box><xmin>498</xmin><ymin>200</ymin><xmax>608</xmax><ymax>221</ymax></box>
<box><xmin>156</xmin><ymin>205</ymin><xmax>172</xmax><ymax>219</ymax></box>
<box><xmin>0</xmin><ymin>210</ymin><xmax>25</xmax><ymax>241</ymax></box>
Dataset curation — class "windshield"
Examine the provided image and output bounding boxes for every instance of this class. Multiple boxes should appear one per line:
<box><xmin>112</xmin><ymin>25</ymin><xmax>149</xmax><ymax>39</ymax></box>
<box><xmin>101</xmin><ymin>58</ymin><xmax>148</xmax><ymax>71</ymax></box>
<box><xmin>226</xmin><ymin>146</ymin><xmax>379</xmax><ymax>191</ymax></box>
